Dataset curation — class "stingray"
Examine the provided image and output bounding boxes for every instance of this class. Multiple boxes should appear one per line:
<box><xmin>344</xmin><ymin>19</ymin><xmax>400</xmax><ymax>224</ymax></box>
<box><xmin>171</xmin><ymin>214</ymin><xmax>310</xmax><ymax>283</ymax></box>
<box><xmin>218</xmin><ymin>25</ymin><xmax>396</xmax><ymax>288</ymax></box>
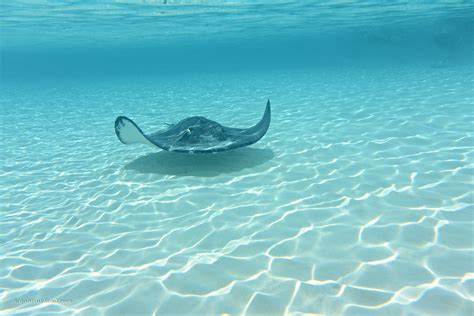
<box><xmin>115</xmin><ymin>100</ymin><xmax>271</xmax><ymax>154</ymax></box>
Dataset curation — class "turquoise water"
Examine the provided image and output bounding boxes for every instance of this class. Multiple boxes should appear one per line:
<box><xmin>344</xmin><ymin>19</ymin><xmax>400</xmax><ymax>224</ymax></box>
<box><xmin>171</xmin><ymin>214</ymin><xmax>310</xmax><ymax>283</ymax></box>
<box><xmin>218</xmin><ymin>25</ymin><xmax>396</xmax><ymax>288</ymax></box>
<box><xmin>1</xmin><ymin>1</ymin><xmax>474</xmax><ymax>315</ymax></box>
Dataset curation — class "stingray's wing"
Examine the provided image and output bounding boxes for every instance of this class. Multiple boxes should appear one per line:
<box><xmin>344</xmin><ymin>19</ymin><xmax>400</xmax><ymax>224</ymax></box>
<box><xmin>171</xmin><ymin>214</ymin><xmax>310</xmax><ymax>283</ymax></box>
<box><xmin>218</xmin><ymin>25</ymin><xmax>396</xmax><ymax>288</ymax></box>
<box><xmin>219</xmin><ymin>99</ymin><xmax>271</xmax><ymax>150</ymax></box>
<box><xmin>115</xmin><ymin>116</ymin><xmax>157</xmax><ymax>147</ymax></box>
<box><xmin>115</xmin><ymin>100</ymin><xmax>271</xmax><ymax>153</ymax></box>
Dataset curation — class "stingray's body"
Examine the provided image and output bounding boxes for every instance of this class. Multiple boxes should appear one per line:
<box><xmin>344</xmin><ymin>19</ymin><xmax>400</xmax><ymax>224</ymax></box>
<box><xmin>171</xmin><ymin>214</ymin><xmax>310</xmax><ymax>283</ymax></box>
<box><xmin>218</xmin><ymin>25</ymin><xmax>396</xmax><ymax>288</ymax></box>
<box><xmin>115</xmin><ymin>100</ymin><xmax>271</xmax><ymax>154</ymax></box>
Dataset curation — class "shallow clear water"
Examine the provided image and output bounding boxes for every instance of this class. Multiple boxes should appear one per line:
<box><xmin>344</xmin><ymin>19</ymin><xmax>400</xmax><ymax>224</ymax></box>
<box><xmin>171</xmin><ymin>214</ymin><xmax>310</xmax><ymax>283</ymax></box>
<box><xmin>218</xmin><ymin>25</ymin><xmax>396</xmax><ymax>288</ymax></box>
<box><xmin>1</xmin><ymin>1</ymin><xmax>474</xmax><ymax>315</ymax></box>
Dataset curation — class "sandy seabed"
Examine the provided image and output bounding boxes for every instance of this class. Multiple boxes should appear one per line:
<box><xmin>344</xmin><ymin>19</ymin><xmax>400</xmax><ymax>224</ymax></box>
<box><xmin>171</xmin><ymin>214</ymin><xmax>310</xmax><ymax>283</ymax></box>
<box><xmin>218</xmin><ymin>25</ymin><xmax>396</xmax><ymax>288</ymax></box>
<box><xmin>1</xmin><ymin>65</ymin><xmax>473</xmax><ymax>315</ymax></box>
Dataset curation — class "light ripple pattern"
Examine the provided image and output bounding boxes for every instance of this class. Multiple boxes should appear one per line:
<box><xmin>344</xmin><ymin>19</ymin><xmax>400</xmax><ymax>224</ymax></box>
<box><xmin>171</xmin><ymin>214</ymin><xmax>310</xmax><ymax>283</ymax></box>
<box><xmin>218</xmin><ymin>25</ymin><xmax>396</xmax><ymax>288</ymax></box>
<box><xmin>1</xmin><ymin>65</ymin><xmax>473</xmax><ymax>315</ymax></box>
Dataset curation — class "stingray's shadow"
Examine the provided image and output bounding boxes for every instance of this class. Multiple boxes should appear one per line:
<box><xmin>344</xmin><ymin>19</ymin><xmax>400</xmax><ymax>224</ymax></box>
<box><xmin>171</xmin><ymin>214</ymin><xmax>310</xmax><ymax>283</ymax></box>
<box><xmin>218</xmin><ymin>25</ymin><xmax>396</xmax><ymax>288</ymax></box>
<box><xmin>124</xmin><ymin>147</ymin><xmax>275</xmax><ymax>177</ymax></box>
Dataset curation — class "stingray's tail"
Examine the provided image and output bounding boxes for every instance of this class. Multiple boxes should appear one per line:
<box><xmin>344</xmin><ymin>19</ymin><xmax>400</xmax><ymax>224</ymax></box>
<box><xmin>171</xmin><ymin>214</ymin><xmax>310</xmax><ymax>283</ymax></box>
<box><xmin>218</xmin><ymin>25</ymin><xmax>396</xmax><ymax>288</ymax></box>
<box><xmin>115</xmin><ymin>116</ymin><xmax>153</xmax><ymax>146</ymax></box>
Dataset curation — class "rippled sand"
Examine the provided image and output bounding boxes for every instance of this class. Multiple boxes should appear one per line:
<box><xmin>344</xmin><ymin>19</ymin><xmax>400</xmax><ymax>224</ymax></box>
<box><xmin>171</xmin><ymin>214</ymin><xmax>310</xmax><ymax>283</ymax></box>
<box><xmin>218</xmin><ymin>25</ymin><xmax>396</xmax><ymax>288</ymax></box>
<box><xmin>1</xmin><ymin>65</ymin><xmax>473</xmax><ymax>315</ymax></box>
